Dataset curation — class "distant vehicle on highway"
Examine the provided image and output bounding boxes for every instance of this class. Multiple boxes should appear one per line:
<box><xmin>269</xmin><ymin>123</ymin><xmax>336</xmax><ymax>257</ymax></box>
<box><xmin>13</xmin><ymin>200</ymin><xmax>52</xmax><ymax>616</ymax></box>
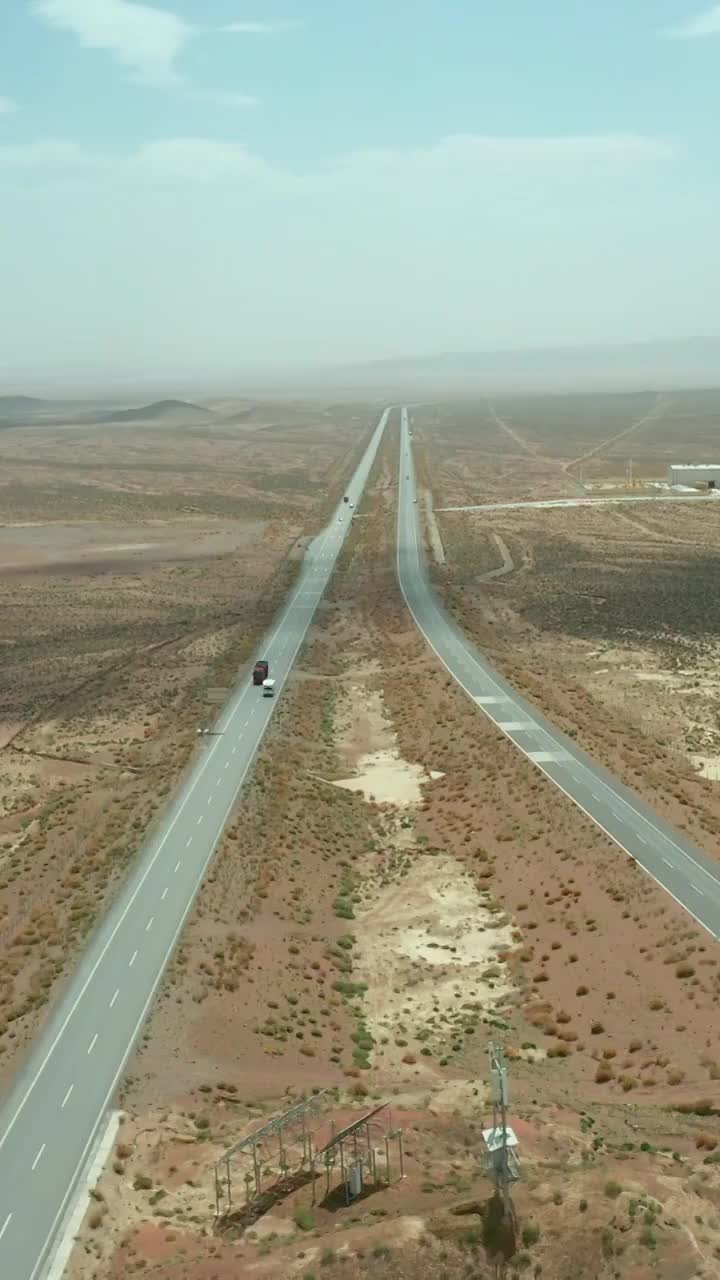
<box><xmin>262</xmin><ymin>678</ymin><xmax>275</xmax><ymax>698</ymax></box>
<box><xmin>253</xmin><ymin>659</ymin><xmax>269</xmax><ymax>686</ymax></box>
<box><xmin>343</xmin><ymin>495</ymin><xmax>349</xmax><ymax>503</ymax></box>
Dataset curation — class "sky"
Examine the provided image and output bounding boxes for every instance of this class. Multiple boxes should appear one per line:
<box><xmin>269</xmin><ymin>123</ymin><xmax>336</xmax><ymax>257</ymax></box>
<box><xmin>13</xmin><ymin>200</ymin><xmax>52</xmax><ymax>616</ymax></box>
<box><xmin>1</xmin><ymin>1</ymin><xmax>720</xmax><ymax>384</ymax></box>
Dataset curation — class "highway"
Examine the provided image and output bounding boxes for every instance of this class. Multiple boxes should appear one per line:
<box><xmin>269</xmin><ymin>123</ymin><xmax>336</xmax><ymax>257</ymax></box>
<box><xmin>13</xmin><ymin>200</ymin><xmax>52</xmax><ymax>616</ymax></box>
<box><xmin>397</xmin><ymin>406</ymin><xmax>720</xmax><ymax>942</ymax></box>
<box><xmin>0</xmin><ymin>407</ymin><xmax>391</xmax><ymax>1280</ymax></box>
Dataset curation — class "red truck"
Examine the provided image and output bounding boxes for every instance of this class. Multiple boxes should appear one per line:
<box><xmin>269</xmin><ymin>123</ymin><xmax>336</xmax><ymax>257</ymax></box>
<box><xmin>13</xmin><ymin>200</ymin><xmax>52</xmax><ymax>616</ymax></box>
<box><xmin>253</xmin><ymin>660</ymin><xmax>269</xmax><ymax>686</ymax></box>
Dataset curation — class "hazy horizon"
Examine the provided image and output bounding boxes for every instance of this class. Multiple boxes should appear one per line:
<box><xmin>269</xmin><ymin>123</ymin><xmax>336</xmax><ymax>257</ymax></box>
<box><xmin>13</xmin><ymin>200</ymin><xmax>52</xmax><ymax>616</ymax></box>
<box><xmin>2</xmin><ymin>2</ymin><xmax>720</xmax><ymax>381</ymax></box>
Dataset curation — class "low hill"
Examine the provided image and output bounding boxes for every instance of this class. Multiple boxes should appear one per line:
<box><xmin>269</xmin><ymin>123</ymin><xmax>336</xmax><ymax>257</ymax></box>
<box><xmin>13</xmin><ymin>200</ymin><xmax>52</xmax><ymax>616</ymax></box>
<box><xmin>100</xmin><ymin>399</ymin><xmax>215</xmax><ymax>424</ymax></box>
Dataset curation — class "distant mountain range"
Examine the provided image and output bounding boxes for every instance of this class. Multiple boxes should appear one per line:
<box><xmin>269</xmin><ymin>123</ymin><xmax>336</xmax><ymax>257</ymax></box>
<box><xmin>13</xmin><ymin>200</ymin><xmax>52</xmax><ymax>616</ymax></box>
<box><xmin>98</xmin><ymin>398</ymin><xmax>214</xmax><ymax>424</ymax></box>
<box><xmin>0</xmin><ymin>396</ymin><xmax>215</xmax><ymax>428</ymax></box>
<box><xmin>326</xmin><ymin>338</ymin><xmax>720</xmax><ymax>394</ymax></box>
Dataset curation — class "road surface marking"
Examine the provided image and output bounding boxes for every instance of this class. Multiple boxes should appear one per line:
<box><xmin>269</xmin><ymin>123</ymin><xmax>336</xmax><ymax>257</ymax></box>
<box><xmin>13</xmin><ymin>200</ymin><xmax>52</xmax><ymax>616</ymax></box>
<box><xmin>161</xmin><ymin>886</ymin><xmax>168</xmax><ymax>901</ymax></box>
<box><xmin>87</xmin><ymin>1035</ymin><xmax>98</xmax><ymax>1056</ymax></box>
<box><xmin>0</xmin><ymin>1213</ymin><xmax>12</xmax><ymax>1243</ymax></box>
<box><xmin>109</xmin><ymin>989</ymin><xmax>119</xmax><ymax>1009</ymax></box>
<box><xmin>61</xmin><ymin>1084</ymin><xmax>74</xmax><ymax>1109</ymax></box>
<box><xmin>528</xmin><ymin>751</ymin><xmax>569</xmax><ymax>763</ymax></box>
<box><xmin>662</xmin><ymin>858</ymin><xmax>673</xmax><ymax>868</ymax></box>
<box><xmin>475</xmin><ymin>696</ymin><xmax>506</xmax><ymax>705</ymax></box>
<box><xmin>636</xmin><ymin>835</ymin><xmax>648</xmax><ymax>846</ymax></box>
<box><xmin>497</xmin><ymin>721</ymin><xmax>535</xmax><ymax>731</ymax></box>
<box><xmin>146</xmin><ymin>916</ymin><xmax>154</xmax><ymax>932</ymax></box>
<box><xmin>32</xmin><ymin>1144</ymin><xmax>46</xmax><ymax>1171</ymax></box>
<box><xmin>690</xmin><ymin>885</ymin><xmax>704</xmax><ymax>896</ymax></box>
<box><xmin>232</xmin><ymin>746</ymin><xmax>237</xmax><ymax>755</ymax></box>
<box><xmin>129</xmin><ymin>950</ymin><xmax>138</xmax><ymax>967</ymax></box>
<box><xmin>197</xmin><ymin>815</ymin><xmax>204</xmax><ymax>824</ymax></box>
<box><xmin>224</xmin><ymin>761</ymin><xmax>229</xmax><ymax>769</ymax></box>
<box><xmin>174</xmin><ymin>860</ymin><xmax>181</xmax><ymax>873</ymax></box>
<box><xmin>185</xmin><ymin>837</ymin><xmax>193</xmax><ymax>848</ymax></box>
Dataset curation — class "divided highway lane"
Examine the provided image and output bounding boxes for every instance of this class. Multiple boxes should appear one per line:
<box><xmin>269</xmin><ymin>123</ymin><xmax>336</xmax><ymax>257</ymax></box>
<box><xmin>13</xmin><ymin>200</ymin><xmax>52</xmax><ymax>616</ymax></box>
<box><xmin>397</xmin><ymin>407</ymin><xmax>720</xmax><ymax>941</ymax></box>
<box><xmin>0</xmin><ymin>407</ymin><xmax>391</xmax><ymax>1280</ymax></box>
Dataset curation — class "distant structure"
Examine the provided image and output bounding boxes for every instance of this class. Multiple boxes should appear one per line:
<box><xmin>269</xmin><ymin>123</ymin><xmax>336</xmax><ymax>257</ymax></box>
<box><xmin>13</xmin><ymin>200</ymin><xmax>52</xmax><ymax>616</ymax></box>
<box><xmin>669</xmin><ymin>463</ymin><xmax>720</xmax><ymax>489</ymax></box>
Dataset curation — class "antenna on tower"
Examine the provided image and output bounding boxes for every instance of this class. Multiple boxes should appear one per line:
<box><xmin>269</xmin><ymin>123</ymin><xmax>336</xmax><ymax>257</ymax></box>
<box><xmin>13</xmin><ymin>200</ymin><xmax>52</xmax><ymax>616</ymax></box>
<box><xmin>482</xmin><ymin>1042</ymin><xmax>520</xmax><ymax>1216</ymax></box>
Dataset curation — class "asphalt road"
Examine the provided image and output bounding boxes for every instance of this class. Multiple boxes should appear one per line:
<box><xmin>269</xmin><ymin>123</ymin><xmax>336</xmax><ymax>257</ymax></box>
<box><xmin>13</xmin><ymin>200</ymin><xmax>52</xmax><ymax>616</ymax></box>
<box><xmin>397</xmin><ymin>406</ymin><xmax>720</xmax><ymax>941</ymax></box>
<box><xmin>0</xmin><ymin>407</ymin><xmax>391</xmax><ymax>1280</ymax></box>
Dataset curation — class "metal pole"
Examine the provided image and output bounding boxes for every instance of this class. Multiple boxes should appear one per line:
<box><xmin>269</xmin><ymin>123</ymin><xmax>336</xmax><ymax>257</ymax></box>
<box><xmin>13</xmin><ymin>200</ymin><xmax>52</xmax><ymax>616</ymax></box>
<box><xmin>398</xmin><ymin>1130</ymin><xmax>405</xmax><ymax>1180</ymax></box>
<box><xmin>385</xmin><ymin>1136</ymin><xmax>391</xmax><ymax>1185</ymax></box>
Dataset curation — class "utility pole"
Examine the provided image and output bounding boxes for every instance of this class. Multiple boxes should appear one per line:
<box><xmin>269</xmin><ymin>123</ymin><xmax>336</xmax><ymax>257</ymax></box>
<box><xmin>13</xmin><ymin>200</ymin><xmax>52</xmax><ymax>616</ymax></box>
<box><xmin>482</xmin><ymin>1042</ymin><xmax>520</xmax><ymax>1215</ymax></box>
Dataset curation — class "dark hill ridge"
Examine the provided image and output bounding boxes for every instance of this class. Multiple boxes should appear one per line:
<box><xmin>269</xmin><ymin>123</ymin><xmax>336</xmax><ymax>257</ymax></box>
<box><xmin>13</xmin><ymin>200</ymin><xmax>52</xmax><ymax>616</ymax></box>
<box><xmin>99</xmin><ymin>399</ymin><xmax>214</xmax><ymax>424</ymax></box>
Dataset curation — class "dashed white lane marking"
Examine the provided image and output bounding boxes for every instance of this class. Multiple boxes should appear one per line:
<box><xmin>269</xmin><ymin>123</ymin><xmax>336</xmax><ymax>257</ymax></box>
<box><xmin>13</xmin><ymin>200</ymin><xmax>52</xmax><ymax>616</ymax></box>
<box><xmin>232</xmin><ymin>746</ymin><xmax>237</xmax><ymax>755</ymax></box>
<box><xmin>109</xmin><ymin>989</ymin><xmax>119</xmax><ymax>1009</ymax></box>
<box><xmin>662</xmin><ymin>857</ymin><xmax>673</xmax><ymax>868</ymax></box>
<box><xmin>145</xmin><ymin>916</ymin><xmax>154</xmax><ymax>932</ymax></box>
<box><xmin>32</xmin><ymin>1144</ymin><xmax>46</xmax><ymax>1171</ymax></box>
<box><xmin>475</xmin><ymin>696</ymin><xmax>506</xmax><ymax>705</ymax></box>
<box><xmin>224</xmin><ymin>761</ymin><xmax>229</xmax><ymax>770</ymax></box>
<box><xmin>528</xmin><ymin>750</ymin><xmax>569</xmax><ymax>763</ymax></box>
<box><xmin>174</xmin><ymin>860</ymin><xmax>182</xmax><ymax>873</ymax></box>
<box><xmin>87</xmin><ymin>1034</ymin><xmax>98</xmax><ymax>1056</ymax></box>
<box><xmin>161</xmin><ymin>886</ymin><xmax>168</xmax><ymax>901</ymax></box>
<box><xmin>636</xmin><ymin>835</ymin><xmax>648</xmax><ymax>846</ymax></box>
<box><xmin>129</xmin><ymin>950</ymin><xmax>138</xmax><ymax>968</ymax></box>
<box><xmin>61</xmin><ymin>1084</ymin><xmax>74</xmax><ymax>1109</ymax></box>
<box><xmin>197</xmin><ymin>815</ymin><xmax>204</xmax><ymax>824</ymax></box>
<box><xmin>691</xmin><ymin>884</ymin><xmax>705</xmax><ymax>896</ymax></box>
<box><xmin>185</xmin><ymin>837</ymin><xmax>192</xmax><ymax>848</ymax></box>
<box><xmin>215</xmin><ymin>778</ymin><xmax>221</xmax><ymax>788</ymax></box>
<box><xmin>0</xmin><ymin>1213</ymin><xmax>11</xmax><ymax>1243</ymax></box>
<box><xmin>497</xmin><ymin>721</ymin><xmax>535</xmax><ymax>731</ymax></box>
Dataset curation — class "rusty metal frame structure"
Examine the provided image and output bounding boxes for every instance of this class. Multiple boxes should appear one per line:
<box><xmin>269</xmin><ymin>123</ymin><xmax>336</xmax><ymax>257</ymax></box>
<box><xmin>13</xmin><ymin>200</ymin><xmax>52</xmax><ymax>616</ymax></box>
<box><xmin>213</xmin><ymin>1090</ymin><xmax>330</xmax><ymax>1216</ymax></box>
<box><xmin>310</xmin><ymin>1101</ymin><xmax>404</xmax><ymax>1206</ymax></box>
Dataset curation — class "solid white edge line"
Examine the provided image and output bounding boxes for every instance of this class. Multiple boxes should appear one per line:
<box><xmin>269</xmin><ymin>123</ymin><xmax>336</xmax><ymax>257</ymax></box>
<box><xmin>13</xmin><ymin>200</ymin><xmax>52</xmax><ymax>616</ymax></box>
<box><xmin>396</xmin><ymin>409</ymin><xmax>720</xmax><ymax>944</ymax></box>
<box><xmin>9</xmin><ymin>407</ymin><xmax>392</xmax><ymax>1280</ymax></box>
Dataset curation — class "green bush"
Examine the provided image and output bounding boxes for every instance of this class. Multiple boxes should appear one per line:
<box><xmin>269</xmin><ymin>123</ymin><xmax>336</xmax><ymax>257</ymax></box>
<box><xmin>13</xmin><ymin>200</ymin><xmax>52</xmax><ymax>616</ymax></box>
<box><xmin>293</xmin><ymin>1205</ymin><xmax>315</xmax><ymax>1231</ymax></box>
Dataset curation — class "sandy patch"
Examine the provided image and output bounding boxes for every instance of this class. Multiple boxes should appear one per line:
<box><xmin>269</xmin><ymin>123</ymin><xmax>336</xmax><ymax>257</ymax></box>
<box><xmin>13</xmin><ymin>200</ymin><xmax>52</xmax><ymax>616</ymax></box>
<box><xmin>357</xmin><ymin>853</ymin><xmax>514</xmax><ymax>1069</ymax></box>
<box><xmin>333</xmin><ymin>751</ymin><xmax>443</xmax><ymax>806</ymax></box>
<box><xmin>333</xmin><ymin>683</ymin><xmax>444</xmax><ymax>805</ymax></box>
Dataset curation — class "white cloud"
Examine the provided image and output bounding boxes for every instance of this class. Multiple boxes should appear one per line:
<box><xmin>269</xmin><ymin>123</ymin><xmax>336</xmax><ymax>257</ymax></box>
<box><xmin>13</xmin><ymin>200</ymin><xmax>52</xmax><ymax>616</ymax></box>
<box><xmin>32</xmin><ymin>0</ymin><xmax>192</xmax><ymax>85</ymax></box>
<box><xmin>0</xmin><ymin>139</ymin><xmax>96</xmax><ymax>169</ymax></box>
<box><xmin>0</xmin><ymin>131</ymin><xmax>669</xmax><ymax>183</ymax></box>
<box><xmin>131</xmin><ymin>138</ymin><xmax>275</xmax><ymax>181</ymax></box>
<box><xmin>663</xmin><ymin>4</ymin><xmax>720</xmax><ymax>37</ymax></box>
<box><xmin>0</xmin><ymin>96</ymin><xmax>19</xmax><ymax>114</ymax></box>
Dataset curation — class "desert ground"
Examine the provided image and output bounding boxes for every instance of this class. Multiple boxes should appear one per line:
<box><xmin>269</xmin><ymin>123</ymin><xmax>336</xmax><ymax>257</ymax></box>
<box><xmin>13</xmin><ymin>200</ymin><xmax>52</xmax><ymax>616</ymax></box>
<box><xmin>56</xmin><ymin>404</ymin><xmax>720</xmax><ymax>1280</ymax></box>
<box><xmin>0</xmin><ymin>396</ymin><xmax>378</xmax><ymax>1087</ymax></box>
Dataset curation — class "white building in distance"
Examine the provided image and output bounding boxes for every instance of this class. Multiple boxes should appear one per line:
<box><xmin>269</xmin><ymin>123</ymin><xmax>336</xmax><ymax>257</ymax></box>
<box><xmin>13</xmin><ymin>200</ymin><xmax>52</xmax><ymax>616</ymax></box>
<box><xmin>669</xmin><ymin>463</ymin><xmax>720</xmax><ymax>488</ymax></box>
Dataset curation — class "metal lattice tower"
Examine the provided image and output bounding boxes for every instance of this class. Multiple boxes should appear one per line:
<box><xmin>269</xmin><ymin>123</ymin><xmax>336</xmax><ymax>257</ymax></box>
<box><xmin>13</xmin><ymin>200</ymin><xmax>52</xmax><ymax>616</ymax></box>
<box><xmin>482</xmin><ymin>1042</ymin><xmax>520</xmax><ymax>1213</ymax></box>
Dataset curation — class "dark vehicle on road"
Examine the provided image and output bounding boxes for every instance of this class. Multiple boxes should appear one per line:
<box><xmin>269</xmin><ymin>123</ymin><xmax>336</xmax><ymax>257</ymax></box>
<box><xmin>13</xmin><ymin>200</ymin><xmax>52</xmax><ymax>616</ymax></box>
<box><xmin>253</xmin><ymin>660</ymin><xmax>269</xmax><ymax>686</ymax></box>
